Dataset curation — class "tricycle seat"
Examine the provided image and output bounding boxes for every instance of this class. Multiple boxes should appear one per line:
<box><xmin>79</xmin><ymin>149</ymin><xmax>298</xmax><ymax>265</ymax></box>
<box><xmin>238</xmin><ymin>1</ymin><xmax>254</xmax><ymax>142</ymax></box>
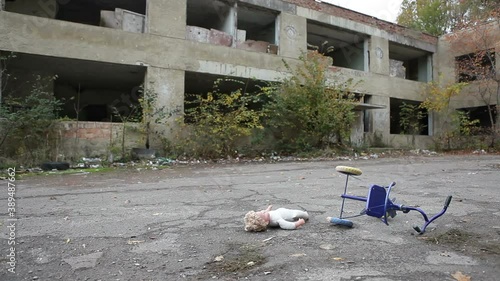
<box><xmin>366</xmin><ymin>184</ymin><xmax>387</xmax><ymax>218</ymax></box>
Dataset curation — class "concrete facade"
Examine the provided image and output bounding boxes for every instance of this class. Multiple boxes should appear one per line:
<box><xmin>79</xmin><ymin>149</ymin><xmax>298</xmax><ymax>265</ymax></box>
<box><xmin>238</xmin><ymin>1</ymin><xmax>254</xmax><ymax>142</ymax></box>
<box><xmin>0</xmin><ymin>0</ymin><xmax>498</xmax><ymax>157</ymax></box>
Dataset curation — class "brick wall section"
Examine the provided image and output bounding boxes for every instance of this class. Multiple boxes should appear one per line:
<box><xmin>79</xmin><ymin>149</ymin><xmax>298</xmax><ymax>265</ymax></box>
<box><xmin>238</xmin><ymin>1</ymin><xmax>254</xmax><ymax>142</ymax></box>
<box><xmin>59</xmin><ymin>121</ymin><xmax>125</xmax><ymax>140</ymax></box>
<box><xmin>284</xmin><ymin>0</ymin><xmax>438</xmax><ymax>45</ymax></box>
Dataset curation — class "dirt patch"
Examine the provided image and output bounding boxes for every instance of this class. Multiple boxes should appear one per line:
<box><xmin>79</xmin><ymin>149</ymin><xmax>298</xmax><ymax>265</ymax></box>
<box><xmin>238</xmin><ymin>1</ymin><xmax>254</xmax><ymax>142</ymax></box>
<box><xmin>422</xmin><ymin>228</ymin><xmax>500</xmax><ymax>256</ymax></box>
<box><xmin>207</xmin><ymin>243</ymin><xmax>266</xmax><ymax>275</ymax></box>
<box><xmin>431</xmin><ymin>228</ymin><xmax>473</xmax><ymax>245</ymax></box>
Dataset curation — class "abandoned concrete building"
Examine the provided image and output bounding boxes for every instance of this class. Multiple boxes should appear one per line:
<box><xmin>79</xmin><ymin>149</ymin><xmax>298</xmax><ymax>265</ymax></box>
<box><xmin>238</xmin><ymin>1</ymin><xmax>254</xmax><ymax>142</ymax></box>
<box><xmin>0</xmin><ymin>0</ymin><xmax>498</xmax><ymax>157</ymax></box>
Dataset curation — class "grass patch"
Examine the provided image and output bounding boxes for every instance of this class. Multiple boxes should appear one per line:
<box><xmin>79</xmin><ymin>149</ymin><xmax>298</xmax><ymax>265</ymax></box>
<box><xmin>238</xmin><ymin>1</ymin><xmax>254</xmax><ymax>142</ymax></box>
<box><xmin>431</xmin><ymin>228</ymin><xmax>472</xmax><ymax>245</ymax></box>
<box><xmin>14</xmin><ymin>167</ymin><xmax>116</xmax><ymax>179</ymax></box>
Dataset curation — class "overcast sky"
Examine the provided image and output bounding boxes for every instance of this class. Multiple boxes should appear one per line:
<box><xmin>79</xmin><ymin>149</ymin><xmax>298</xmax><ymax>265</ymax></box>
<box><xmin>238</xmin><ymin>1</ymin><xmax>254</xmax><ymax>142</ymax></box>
<box><xmin>322</xmin><ymin>0</ymin><xmax>404</xmax><ymax>23</ymax></box>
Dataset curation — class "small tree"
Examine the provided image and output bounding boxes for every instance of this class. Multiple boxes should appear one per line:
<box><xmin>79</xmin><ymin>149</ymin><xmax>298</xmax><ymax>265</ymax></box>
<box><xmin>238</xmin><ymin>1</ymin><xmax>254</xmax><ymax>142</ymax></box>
<box><xmin>397</xmin><ymin>0</ymin><xmax>499</xmax><ymax>35</ymax></box>
<box><xmin>419</xmin><ymin>78</ymin><xmax>478</xmax><ymax>149</ymax></box>
<box><xmin>137</xmin><ymin>82</ymin><xmax>169</xmax><ymax>150</ymax></box>
<box><xmin>397</xmin><ymin>0</ymin><xmax>450</xmax><ymax>36</ymax></box>
<box><xmin>449</xmin><ymin>20</ymin><xmax>500</xmax><ymax>147</ymax></box>
<box><xmin>111</xmin><ymin>103</ymin><xmax>139</xmax><ymax>160</ymax></box>
<box><xmin>263</xmin><ymin>51</ymin><xmax>358</xmax><ymax>153</ymax></box>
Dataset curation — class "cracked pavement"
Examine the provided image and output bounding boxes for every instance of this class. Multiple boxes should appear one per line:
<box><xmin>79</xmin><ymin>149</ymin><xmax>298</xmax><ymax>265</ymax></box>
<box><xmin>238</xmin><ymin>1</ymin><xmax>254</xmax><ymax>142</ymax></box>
<box><xmin>1</xmin><ymin>154</ymin><xmax>500</xmax><ymax>280</ymax></box>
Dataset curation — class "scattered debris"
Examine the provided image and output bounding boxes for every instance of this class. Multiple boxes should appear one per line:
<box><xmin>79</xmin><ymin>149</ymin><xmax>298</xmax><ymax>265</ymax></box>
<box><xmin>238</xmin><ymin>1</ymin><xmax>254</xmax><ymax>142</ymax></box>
<box><xmin>320</xmin><ymin>244</ymin><xmax>335</xmax><ymax>250</ymax></box>
<box><xmin>41</xmin><ymin>162</ymin><xmax>70</xmax><ymax>171</ymax></box>
<box><xmin>290</xmin><ymin>253</ymin><xmax>307</xmax><ymax>257</ymax></box>
<box><xmin>262</xmin><ymin>236</ymin><xmax>275</xmax><ymax>242</ymax></box>
<box><xmin>127</xmin><ymin>240</ymin><xmax>145</xmax><ymax>245</ymax></box>
<box><xmin>81</xmin><ymin>157</ymin><xmax>103</xmax><ymax>168</ymax></box>
<box><xmin>451</xmin><ymin>271</ymin><xmax>471</xmax><ymax>281</ymax></box>
<box><xmin>214</xmin><ymin>255</ymin><xmax>224</xmax><ymax>262</ymax></box>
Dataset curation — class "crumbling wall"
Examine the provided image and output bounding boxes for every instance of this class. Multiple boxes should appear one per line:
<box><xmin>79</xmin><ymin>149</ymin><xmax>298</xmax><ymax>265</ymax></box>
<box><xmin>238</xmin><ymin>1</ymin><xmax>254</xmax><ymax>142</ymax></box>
<box><xmin>236</xmin><ymin>40</ymin><xmax>278</xmax><ymax>54</ymax></box>
<box><xmin>186</xmin><ymin>26</ymin><xmax>233</xmax><ymax>47</ymax></box>
<box><xmin>100</xmin><ymin>8</ymin><xmax>145</xmax><ymax>33</ymax></box>
<box><xmin>284</xmin><ymin>0</ymin><xmax>437</xmax><ymax>45</ymax></box>
<box><xmin>57</xmin><ymin>121</ymin><xmax>142</xmax><ymax>158</ymax></box>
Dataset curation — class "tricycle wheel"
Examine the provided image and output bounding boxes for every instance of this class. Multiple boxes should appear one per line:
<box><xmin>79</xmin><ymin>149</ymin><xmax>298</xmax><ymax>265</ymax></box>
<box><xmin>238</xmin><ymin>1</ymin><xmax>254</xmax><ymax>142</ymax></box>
<box><xmin>329</xmin><ymin>217</ymin><xmax>354</xmax><ymax>227</ymax></box>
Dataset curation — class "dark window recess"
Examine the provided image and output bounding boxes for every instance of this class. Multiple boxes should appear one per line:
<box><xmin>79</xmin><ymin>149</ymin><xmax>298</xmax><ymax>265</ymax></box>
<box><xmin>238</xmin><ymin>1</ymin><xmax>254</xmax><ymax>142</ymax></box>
<box><xmin>363</xmin><ymin>95</ymin><xmax>372</xmax><ymax>133</ymax></box>
<box><xmin>81</xmin><ymin>104</ymin><xmax>109</xmax><ymax>122</ymax></box>
<box><xmin>390</xmin><ymin>98</ymin><xmax>428</xmax><ymax>135</ymax></box>
<box><xmin>458</xmin><ymin>105</ymin><xmax>497</xmax><ymax>128</ymax></box>
<box><xmin>56</xmin><ymin>0</ymin><xmax>146</xmax><ymax>26</ymax></box>
<box><xmin>456</xmin><ymin>50</ymin><xmax>496</xmax><ymax>82</ymax></box>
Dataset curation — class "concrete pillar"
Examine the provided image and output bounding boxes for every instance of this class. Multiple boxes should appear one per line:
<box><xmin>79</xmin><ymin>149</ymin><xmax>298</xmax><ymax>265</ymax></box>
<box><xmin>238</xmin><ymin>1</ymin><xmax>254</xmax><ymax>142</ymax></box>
<box><xmin>0</xmin><ymin>58</ymin><xmax>3</xmax><ymax>104</ymax></box>
<box><xmin>369</xmin><ymin>95</ymin><xmax>391</xmax><ymax>145</ymax></box>
<box><xmin>277</xmin><ymin>13</ymin><xmax>307</xmax><ymax>59</ymax></box>
<box><xmin>369</xmin><ymin>36</ymin><xmax>389</xmax><ymax>75</ymax></box>
<box><xmin>220</xmin><ymin>3</ymin><xmax>237</xmax><ymax>46</ymax></box>
<box><xmin>496</xmin><ymin>46</ymin><xmax>500</xmax><ymax>128</ymax></box>
<box><xmin>144</xmin><ymin>67</ymin><xmax>185</xmax><ymax>146</ymax></box>
<box><xmin>147</xmin><ymin>0</ymin><xmax>186</xmax><ymax>39</ymax></box>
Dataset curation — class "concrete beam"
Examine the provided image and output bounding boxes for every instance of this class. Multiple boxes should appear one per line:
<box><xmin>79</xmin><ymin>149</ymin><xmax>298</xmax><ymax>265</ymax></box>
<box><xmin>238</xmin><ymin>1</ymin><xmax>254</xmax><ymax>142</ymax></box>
<box><xmin>147</xmin><ymin>0</ymin><xmax>186</xmax><ymax>39</ymax></box>
<box><xmin>239</xmin><ymin>0</ymin><xmax>296</xmax><ymax>14</ymax></box>
<box><xmin>0</xmin><ymin>55</ymin><xmax>3</xmax><ymax>104</ymax></box>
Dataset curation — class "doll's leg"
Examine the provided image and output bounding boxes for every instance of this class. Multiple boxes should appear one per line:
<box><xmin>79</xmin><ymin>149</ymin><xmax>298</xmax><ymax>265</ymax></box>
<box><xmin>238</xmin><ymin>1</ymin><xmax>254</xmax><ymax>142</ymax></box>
<box><xmin>294</xmin><ymin>210</ymin><xmax>309</xmax><ymax>221</ymax></box>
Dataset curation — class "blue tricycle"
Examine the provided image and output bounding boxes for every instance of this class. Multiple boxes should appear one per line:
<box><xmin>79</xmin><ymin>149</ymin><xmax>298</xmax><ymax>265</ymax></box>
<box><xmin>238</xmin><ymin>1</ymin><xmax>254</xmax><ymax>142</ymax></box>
<box><xmin>328</xmin><ymin>166</ymin><xmax>452</xmax><ymax>234</ymax></box>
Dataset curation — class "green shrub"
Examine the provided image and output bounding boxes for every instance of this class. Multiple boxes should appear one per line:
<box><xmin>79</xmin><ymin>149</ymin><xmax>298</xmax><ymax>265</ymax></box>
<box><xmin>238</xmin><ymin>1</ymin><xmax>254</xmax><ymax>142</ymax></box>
<box><xmin>0</xmin><ymin>75</ymin><xmax>62</xmax><ymax>166</ymax></box>
<box><xmin>174</xmin><ymin>78</ymin><xmax>267</xmax><ymax>158</ymax></box>
<box><xmin>263</xmin><ymin>51</ymin><xmax>358</xmax><ymax>153</ymax></box>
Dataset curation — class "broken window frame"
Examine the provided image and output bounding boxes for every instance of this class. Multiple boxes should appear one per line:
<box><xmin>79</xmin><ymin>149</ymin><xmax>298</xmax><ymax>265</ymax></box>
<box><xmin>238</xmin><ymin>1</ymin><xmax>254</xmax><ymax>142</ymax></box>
<box><xmin>455</xmin><ymin>49</ymin><xmax>496</xmax><ymax>83</ymax></box>
<box><xmin>306</xmin><ymin>20</ymin><xmax>368</xmax><ymax>72</ymax></box>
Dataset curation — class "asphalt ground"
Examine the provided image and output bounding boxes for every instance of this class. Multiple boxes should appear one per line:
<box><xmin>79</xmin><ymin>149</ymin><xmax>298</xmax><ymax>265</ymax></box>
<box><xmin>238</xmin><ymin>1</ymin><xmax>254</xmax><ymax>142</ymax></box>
<box><xmin>1</xmin><ymin>154</ymin><xmax>499</xmax><ymax>281</ymax></box>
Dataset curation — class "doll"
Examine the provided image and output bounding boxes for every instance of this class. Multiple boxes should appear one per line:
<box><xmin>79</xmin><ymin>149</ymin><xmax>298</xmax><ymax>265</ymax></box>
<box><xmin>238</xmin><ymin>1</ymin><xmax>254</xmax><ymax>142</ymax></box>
<box><xmin>244</xmin><ymin>205</ymin><xmax>309</xmax><ymax>232</ymax></box>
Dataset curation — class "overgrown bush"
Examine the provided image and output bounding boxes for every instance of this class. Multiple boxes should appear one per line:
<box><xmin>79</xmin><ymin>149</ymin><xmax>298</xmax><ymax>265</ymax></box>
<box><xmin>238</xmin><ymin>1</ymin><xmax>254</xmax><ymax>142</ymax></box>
<box><xmin>0</xmin><ymin>75</ymin><xmax>62</xmax><ymax>166</ymax></box>
<box><xmin>262</xmin><ymin>51</ymin><xmax>358</xmax><ymax>153</ymax></box>
<box><xmin>168</xmin><ymin>78</ymin><xmax>267</xmax><ymax>159</ymax></box>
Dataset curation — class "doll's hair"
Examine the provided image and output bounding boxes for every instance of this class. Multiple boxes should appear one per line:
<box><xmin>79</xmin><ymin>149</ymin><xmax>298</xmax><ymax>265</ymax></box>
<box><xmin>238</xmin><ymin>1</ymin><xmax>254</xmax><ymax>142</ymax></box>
<box><xmin>244</xmin><ymin>211</ymin><xmax>268</xmax><ymax>232</ymax></box>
